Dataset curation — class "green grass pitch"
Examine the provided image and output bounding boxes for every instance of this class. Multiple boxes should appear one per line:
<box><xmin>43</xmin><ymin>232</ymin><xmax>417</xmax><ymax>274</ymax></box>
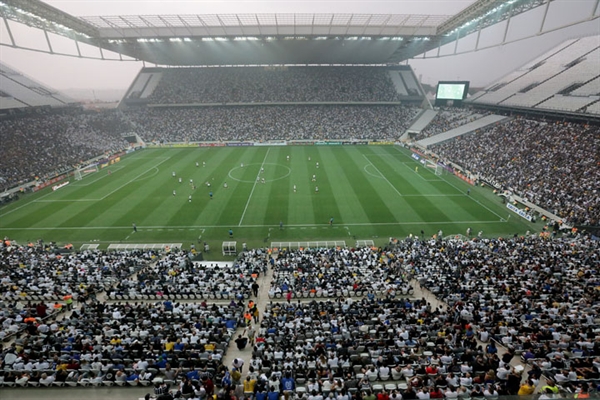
<box><xmin>0</xmin><ymin>145</ymin><xmax>536</xmax><ymax>256</ymax></box>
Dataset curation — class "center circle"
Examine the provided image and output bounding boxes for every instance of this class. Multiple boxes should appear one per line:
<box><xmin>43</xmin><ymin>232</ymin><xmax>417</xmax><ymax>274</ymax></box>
<box><xmin>228</xmin><ymin>163</ymin><xmax>292</xmax><ymax>183</ymax></box>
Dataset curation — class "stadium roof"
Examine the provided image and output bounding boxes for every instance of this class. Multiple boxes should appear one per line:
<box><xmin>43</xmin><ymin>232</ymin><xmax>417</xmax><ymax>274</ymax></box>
<box><xmin>0</xmin><ymin>0</ymin><xmax>554</xmax><ymax>65</ymax></box>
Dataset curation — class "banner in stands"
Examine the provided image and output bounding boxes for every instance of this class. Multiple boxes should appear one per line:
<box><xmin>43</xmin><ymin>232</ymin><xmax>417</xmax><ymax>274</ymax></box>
<box><xmin>226</xmin><ymin>142</ymin><xmax>254</xmax><ymax>147</ymax></box>
<box><xmin>507</xmin><ymin>202</ymin><xmax>533</xmax><ymax>221</ymax></box>
<box><xmin>33</xmin><ymin>174</ymin><xmax>68</xmax><ymax>192</ymax></box>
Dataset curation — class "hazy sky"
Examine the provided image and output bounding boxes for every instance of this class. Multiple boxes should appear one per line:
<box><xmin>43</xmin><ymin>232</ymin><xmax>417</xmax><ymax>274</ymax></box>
<box><xmin>0</xmin><ymin>0</ymin><xmax>598</xmax><ymax>100</ymax></box>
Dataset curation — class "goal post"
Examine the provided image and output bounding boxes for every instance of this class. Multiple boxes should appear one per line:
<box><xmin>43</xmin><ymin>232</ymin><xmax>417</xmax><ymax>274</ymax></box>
<box><xmin>424</xmin><ymin>159</ymin><xmax>443</xmax><ymax>176</ymax></box>
<box><xmin>74</xmin><ymin>164</ymin><xmax>99</xmax><ymax>181</ymax></box>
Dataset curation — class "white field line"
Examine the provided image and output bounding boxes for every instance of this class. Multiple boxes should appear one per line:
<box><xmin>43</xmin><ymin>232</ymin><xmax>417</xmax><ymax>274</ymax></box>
<box><xmin>362</xmin><ymin>154</ymin><xmax>403</xmax><ymax>197</ymax></box>
<box><xmin>392</xmin><ymin>146</ymin><xmax>505</xmax><ymax>220</ymax></box>
<box><xmin>97</xmin><ymin>158</ymin><xmax>171</xmax><ymax>201</ymax></box>
<box><xmin>0</xmin><ymin>158</ymin><xmax>170</xmax><ymax>219</ymax></box>
<box><xmin>238</xmin><ymin>148</ymin><xmax>271</xmax><ymax>226</ymax></box>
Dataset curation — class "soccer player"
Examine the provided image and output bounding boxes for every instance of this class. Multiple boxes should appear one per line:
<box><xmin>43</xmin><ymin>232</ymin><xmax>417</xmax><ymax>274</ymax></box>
<box><xmin>178</xmin><ymin>177</ymin><xmax>182</xmax><ymax>183</ymax></box>
<box><xmin>312</xmin><ymin>175</ymin><xmax>316</xmax><ymax>182</ymax></box>
<box><xmin>224</xmin><ymin>182</ymin><xmax>228</xmax><ymax>188</ymax></box>
<box><xmin>189</xmin><ymin>195</ymin><xmax>192</xmax><ymax>203</ymax></box>
<box><xmin>173</xmin><ymin>190</ymin><xmax>176</xmax><ymax>196</ymax></box>
<box><xmin>229</xmin><ymin>229</ymin><xmax>233</xmax><ymax>238</ymax></box>
<box><xmin>467</xmin><ymin>189</ymin><xmax>471</xmax><ymax>195</ymax></box>
<box><xmin>172</xmin><ymin>171</ymin><xmax>176</xmax><ymax>177</ymax></box>
<box><xmin>415</xmin><ymin>166</ymin><xmax>419</xmax><ymax>173</ymax></box>
<box><xmin>209</xmin><ymin>191</ymin><xmax>213</xmax><ymax>199</ymax></box>
<box><xmin>260</xmin><ymin>167</ymin><xmax>264</xmax><ymax>174</ymax></box>
<box><xmin>308</xmin><ymin>156</ymin><xmax>311</xmax><ymax>161</ymax></box>
<box><xmin>280</xmin><ymin>221</ymin><xmax>283</xmax><ymax>230</ymax></box>
<box><xmin>203</xmin><ymin>161</ymin><xmax>206</xmax><ymax>167</ymax></box>
<box><xmin>190</xmin><ymin>179</ymin><xmax>193</xmax><ymax>184</ymax></box>
<box><xmin>329</xmin><ymin>217</ymin><xmax>334</xmax><ymax>226</ymax></box>
<box><xmin>196</xmin><ymin>162</ymin><xmax>199</xmax><ymax>167</ymax></box>
<box><xmin>241</xmin><ymin>163</ymin><xmax>244</xmax><ymax>168</ymax></box>
<box><xmin>132</xmin><ymin>223</ymin><xmax>137</xmax><ymax>233</ymax></box>
<box><xmin>293</xmin><ymin>185</ymin><xmax>296</xmax><ymax>193</ymax></box>
<box><xmin>316</xmin><ymin>162</ymin><xmax>319</xmax><ymax>169</ymax></box>
<box><xmin>467</xmin><ymin>227</ymin><xmax>472</xmax><ymax>237</ymax></box>
<box><xmin>315</xmin><ymin>186</ymin><xmax>319</xmax><ymax>193</ymax></box>
<box><xmin>286</xmin><ymin>155</ymin><xmax>290</xmax><ymax>161</ymax></box>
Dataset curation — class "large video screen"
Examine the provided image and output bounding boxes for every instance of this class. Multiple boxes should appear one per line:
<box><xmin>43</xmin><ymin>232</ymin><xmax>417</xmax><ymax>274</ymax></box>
<box><xmin>436</xmin><ymin>81</ymin><xmax>469</xmax><ymax>100</ymax></box>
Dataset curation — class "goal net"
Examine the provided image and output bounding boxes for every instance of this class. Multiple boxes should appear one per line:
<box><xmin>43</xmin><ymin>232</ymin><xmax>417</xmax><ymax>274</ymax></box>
<box><xmin>424</xmin><ymin>159</ymin><xmax>443</xmax><ymax>176</ymax></box>
<box><xmin>74</xmin><ymin>164</ymin><xmax>99</xmax><ymax>181</ymax></box>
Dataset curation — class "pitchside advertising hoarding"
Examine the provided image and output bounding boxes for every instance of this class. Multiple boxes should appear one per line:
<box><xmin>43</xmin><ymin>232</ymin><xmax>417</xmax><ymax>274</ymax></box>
<box><xmin>506</xmin><ymin>202</ymin><xmax>533</xmax><ymax>221</ymax></box>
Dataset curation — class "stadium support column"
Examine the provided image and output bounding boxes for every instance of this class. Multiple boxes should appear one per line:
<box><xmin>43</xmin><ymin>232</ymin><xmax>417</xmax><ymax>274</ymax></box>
<box><xmin>502</xmin><ymin>3</ymin><xmax>514</xmax><ymax>44</ymax></box>
<box><xmin>539</xmin><ymin>0</ymin><xmax>551</xmax><ymax>34</ymax></box>
<box><xmin>474</xmin><ymin>22</ymin><xmax>482</xmax><ymax>52</ymax></box>
<box><xmin>43</xmin><ymin>29</ymin><xmax>53</xmax><ymax>54</ymax></box>
<box><xmin>593</xmin><ymin>0</ymin><xmax>600</xmax><ymax>17</ymax></box>
<box><xmin>453</xmin><ymin>30</ymin><xmax>460</xmax><ymax>55</ymax></box>
<box><xmin>2</xmin><ymin>17</ymin><xmax>15</xmax><ymax>46</ymax></box>
<box><xmin>74</xmin><ymin>39</ymin><xmax>82</xmax><ymax>57</ymax></box>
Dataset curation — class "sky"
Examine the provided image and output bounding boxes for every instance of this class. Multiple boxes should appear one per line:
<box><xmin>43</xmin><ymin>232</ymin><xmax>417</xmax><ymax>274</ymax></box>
<box><xmin>0</xmin><ymin>0</ymin><xmax>598</xmax><ymax>100</ymax></box>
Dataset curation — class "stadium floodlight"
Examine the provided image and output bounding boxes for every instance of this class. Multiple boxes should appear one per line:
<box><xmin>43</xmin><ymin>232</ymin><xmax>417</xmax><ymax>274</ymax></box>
<box><xmin>214</xmin><ymin>37</ymin><xmax>228</xmax><ymax>41</ymax></box>
<box><xmin>202</xmin><ymin>37</ymin><xmax>214</xmax><ymax>41</ymax></box>
<box><xmin>169</xmin><ymin>38</ymin><xmax>182</xmax><ymax>42</ymax></box>
<box><xmin>183</xmin><ymin>37</ymin><xmax>192</xmax><ymax>42</ymax></box>
<box><xmin>314</xmin><ymin>36</ymin><xmax>328</xmax><ymax>40</ymax></box>
<box><xmin>344</xmin><ymin>37</ymin><xmax>359</xmax><ymax>41</ymax></box>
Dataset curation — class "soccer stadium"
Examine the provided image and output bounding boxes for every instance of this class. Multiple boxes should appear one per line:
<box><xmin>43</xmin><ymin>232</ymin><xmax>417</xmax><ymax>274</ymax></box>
<box><xmin>0</xmin><ymin>0</ymin><xmax>599</xmax><ymax>399</ymax></box>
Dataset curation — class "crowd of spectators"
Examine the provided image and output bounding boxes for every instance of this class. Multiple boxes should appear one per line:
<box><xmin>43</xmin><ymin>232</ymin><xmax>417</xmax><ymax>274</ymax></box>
<box><xmin>0</xmin><ymin>109</ymin><xmax>131</xmax><ymax>189</ymax></box>
<box><xmin>107</xmin><ymin>249</ymin><xmax>265</xmax><ymax>300</ymax></box>
<box><xmin>148</xmin><ymin>67</ymin><xmax>404</xmax><ymax>104</ymax></box>
<box><xmin>125</xmin><ymin>106</ymin><xmax>420</xmax><ymax>143</ymax></box>
<box><xmin>0</xmin><ymin>232</ymin><xmax>598</xmax><ymax>397</ymax></box>
<box><xmin>0</xmin><ymin>239</ymin><xmax>160</xmax><ymax>341</ymax></box>
<box><xmin>415</xmin><ymin>108</ymin><xmax>488</xmax><ymax>141</ymax></box>
<box><xmin>0</xmin><ymin>299</ymin><xmax>242</xmax><ymax>388</ymax></box>
<box><xmin>268</xmin><ymin>247</ymin><xmax>413</xmax><ymax>298</ymax></box>
<box><xmin>431</xmin><ymin>117</ymin><xmax>600</xmax><ymax>226</ymax></box>
<box><xmin>400</xmin><ymin>235</ymin><xmax>599</xmax><ymax>393</ymax></box>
